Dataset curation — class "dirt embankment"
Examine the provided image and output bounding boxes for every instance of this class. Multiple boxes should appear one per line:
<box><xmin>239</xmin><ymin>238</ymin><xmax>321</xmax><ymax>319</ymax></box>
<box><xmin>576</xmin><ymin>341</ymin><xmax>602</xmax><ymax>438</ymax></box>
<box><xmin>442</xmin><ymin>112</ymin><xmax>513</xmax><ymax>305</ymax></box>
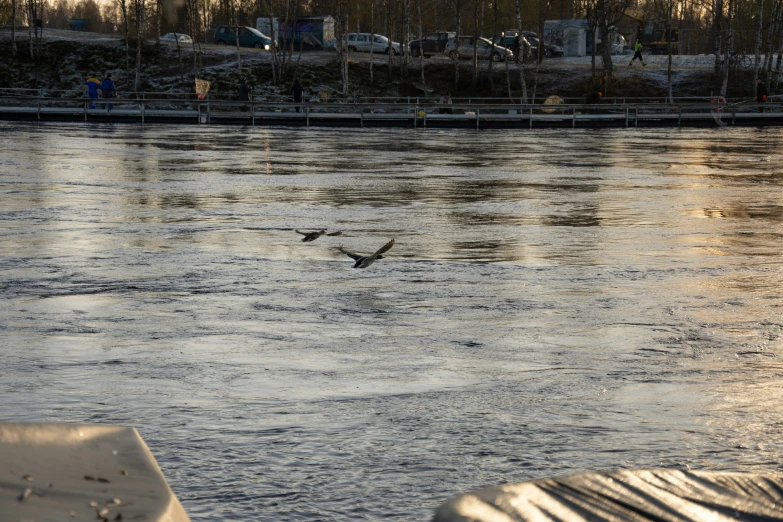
<box><xmin>0</xmin><ymin>28</ymin><xmax>760</xmax><ymax>100</ymax></box>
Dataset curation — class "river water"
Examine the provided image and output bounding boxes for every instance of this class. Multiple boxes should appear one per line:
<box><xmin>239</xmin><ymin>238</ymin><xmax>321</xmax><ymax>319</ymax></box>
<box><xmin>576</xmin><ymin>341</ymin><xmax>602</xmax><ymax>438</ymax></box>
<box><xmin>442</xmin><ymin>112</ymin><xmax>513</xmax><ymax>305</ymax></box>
<box><xmin>1</xmin><ymin>122</ymin><xmax>782</xmax><ymax>520</ymax></box>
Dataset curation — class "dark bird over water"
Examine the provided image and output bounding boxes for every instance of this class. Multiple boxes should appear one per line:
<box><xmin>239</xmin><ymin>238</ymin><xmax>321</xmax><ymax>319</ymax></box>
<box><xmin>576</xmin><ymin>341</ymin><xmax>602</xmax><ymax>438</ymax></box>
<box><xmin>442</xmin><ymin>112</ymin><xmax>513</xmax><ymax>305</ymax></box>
<box><xmin>339</xmin><ymin>239</ymin><xmax>395</xmax><ymax>269</ymax></box>
<box><xmin>295</xmin><ymin>230</ymin><xmax>343</xmax><ymax>242</ymax></box>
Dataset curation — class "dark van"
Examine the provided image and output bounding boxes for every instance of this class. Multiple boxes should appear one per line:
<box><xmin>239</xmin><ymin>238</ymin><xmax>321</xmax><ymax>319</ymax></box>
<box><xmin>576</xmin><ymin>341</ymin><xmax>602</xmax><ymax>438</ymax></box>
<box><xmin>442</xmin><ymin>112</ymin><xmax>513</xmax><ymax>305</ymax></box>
<box><xmin>214</xmin><ymin>26</ymin><xmax>273</xmax><ymax>49</ymax></box>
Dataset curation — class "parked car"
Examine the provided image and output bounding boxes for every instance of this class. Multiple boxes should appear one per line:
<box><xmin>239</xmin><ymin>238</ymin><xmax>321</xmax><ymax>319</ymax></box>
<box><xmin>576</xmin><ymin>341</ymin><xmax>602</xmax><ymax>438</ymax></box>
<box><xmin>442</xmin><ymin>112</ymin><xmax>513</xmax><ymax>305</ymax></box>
<box><xmin>161</xmin><ymin>32</ymin><xmax>193</xmax><ymax>44</ymax></box>
<box><xmin>493</xmin><ymin>34</ymin><xmax>531</xmax><ymax>59</ymax></box>
<box><xmin>496</xmin><ymin>34</ymin><xmax>563</xmax><ymax>58</ymax></box>
<box><xmin>213</xmin><ymin>26</ymin><xmax>273</xmax><ymax>49</ymax></box>
<box><xmin>528</xmin><ymin>37</ymin><xmax>564</xmax><ymax>57</ymax></box>
<box><xmin>409</xmin><ymin>31</ymin><xmax>455</xmax><ymax>58</ymax></box>
<box><xmin>343</xmin><ymin>33</ymin><xmax>402</xmax><ymax>54</ymax></box>
<box><xmin>444</xmin><ymin>36</ymin><xmax>514</xmax><ymax>61</ymax></box>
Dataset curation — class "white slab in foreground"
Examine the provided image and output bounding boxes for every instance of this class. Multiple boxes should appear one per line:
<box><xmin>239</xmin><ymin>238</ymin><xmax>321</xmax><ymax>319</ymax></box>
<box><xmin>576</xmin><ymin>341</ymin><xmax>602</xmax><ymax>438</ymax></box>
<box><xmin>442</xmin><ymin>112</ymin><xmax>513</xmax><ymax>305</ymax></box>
<box><xmin>434</xmin><ymin>469</ymin><xmax>783</xmax><ymax>521</ymax></box>
<box><xmin>1</xmin><ymin>422</ymin><xmax>190</xmax><ymax>522</ymax></box>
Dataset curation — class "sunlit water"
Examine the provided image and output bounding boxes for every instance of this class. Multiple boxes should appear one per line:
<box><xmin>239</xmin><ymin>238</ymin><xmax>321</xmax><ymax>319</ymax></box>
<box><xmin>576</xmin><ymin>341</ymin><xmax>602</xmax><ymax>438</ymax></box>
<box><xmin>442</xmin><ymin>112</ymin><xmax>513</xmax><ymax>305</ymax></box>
<box><xmin>1</xmin><ymin>122</ymin><xmax>783</xmax><ymax>520</ymax></box>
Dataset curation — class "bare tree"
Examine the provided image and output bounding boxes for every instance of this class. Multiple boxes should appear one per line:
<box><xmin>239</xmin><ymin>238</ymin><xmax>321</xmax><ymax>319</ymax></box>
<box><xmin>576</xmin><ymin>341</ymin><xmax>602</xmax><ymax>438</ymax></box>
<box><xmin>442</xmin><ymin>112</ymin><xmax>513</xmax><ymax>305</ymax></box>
<box><xmin>336</xmin><ymin>0</ymin><xmax>349</xmax><ymax>94</ymax></box>
<box><xmin>453</xmin><ymin>0</ymin><xmax>460</xmax><ymax>85</ymax></box>
<box><xmin>513</xmin><ymin>0</ymin><xmax>527</xmax><ymax>102</ymax></box>
<box><xmin>386</xmin><ymin>0</ymin><xmax>392</xmax><ymax>76</ymax></box>
<box><xmin>720</xmin><ymin>0</ymin><xmax>734</xmax><ymax>97</ymax></box>
<box><xmin>155</xmin><ymin>0</ymin><xmax>161</xmax><ymax>42</ymax></box>
<box><xmin>135</xmin><ymin>0</ymin><xmax>146</xmax><ymax>91</ymax></box>
<box><xmin>752</xmin><ymin>0</ymin><xmax>764</xmax><ymax>90</ymax></box>
<box><xmin>578</xmin><ymin>0</ymin><xmax>600</xmax><ymax>80</ymax></box>
<box><xmin>471</xmin><ymin>0</ymin><xmax>478</xmax><ymax>91</ymax></box>
<box><xmin>265</xmin><ymin>0</ymin><xmax>279</xmax><ymax>84</ymax></box>
<box><xmin>488</xmin><ymin>0</ymin><xmax>497</xmax><ymax>95</ymax></box>
<box><xmin>283</xmin><ymin>0</ymin><xmax>295</xmax><ymax>80</ymax></box>
<box><xmin>417</xmin><ymin>0</ymin><xmax>425</xmax><ymax>89</ymax></box>
<box><xmin>27</xmin><ymin>0</ymin><xmax>34</xmax><ymax>58</ymax></box>
<box><xmin>654</xmin><ymin>0</ymin><xmax>677</xmax><ymax>101</ymax></box>
<box><xmin>370</xmin><ymin>0</ymin><xmax>375</xmax><ymax>81</ymax></box>
<box><xmin>186</xmin><ymin>0</ymin><xmax>204</xmax><ymax>75</ymax></box>
<box><xmin>118</xmin><ymin>0</ymin><xmax>131</xmax><ymax>88</ymax></box>
<box><xmin>233</xmin><ymin>0</ymin><xmax>242</xmax><ymax>76</ymax></box>
<box><xmin>11</xmin><ymin>0</ymin><xmax>17</xmax><ymax>57</ymax></box>
<box><xmin>763</xmin><ymin>0</ymin><xmax>783</xmax><ymax>77</ymax></box>
<box><xmin>711</xmin><ymin>0</ymin><xmax>724</xmax><ymax>92</ymax></box>
<box><xmin>401</xmin><ymin>0</ymin><xmax>410</xmax><ymax>79</ymax></box>
<box><xmin>596</xmin><ymin>0</ymin><xmax>625</xmax><ymax>83</ymax></box>
<box><xmin>530</xmin><ymin>0</ymin><xmax>551</xmax><ymax>103</ymax></box>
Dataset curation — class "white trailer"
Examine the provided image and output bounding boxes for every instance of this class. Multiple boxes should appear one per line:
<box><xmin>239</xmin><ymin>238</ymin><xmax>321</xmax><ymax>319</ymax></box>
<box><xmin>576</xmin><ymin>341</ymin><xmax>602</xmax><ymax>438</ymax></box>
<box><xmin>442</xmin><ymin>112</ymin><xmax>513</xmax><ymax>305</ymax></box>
<box><xmin>256</xmin><ymin>17</ymin><xmax>279</xmax><ymax>43</ymax></box>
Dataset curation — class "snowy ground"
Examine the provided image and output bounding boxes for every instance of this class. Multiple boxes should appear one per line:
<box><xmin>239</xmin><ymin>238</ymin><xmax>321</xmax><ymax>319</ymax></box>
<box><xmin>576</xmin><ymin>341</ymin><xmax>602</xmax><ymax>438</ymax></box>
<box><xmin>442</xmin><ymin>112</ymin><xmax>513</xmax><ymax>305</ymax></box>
<box><xmin>557</xmin><ymin>53</ymin><xmax>718</xmax><ymax>68</ymax></box>
<box><xmin>3</xmin><ymin>27</ymin><xmax>765</xmax><ymax>71</ymax></box>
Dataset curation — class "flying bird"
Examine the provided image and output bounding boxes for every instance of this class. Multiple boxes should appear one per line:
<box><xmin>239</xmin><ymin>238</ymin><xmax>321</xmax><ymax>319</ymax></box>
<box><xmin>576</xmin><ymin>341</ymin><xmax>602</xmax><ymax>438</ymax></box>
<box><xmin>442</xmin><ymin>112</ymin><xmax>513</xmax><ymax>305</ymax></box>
<box><xmin>339</xmin><ymin>239</ymin><xmax>395</xmax><ymax>269</ymax></box>
<box><xmin>295</xmin><ymin>229</ymin><xmax>342</xmax><ymax>242</ymax></box>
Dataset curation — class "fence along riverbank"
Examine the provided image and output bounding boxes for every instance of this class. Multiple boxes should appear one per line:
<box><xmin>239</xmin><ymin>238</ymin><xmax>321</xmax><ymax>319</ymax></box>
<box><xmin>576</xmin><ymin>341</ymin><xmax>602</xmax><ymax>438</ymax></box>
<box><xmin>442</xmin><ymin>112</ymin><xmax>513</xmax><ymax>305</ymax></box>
<box><xmin>0</xmin><ymin>91</ymin><xmax>780</xmax><ymax>128</ymax></box>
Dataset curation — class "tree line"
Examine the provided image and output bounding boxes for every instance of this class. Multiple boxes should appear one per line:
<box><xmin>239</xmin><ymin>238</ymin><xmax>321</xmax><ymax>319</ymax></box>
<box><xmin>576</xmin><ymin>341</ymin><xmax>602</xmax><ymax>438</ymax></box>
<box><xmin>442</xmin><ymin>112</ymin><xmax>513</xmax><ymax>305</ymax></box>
<box><xmin>1</xmin><ymin>0</ymin><xmax>782</xmax><ymax>97</ymax></box>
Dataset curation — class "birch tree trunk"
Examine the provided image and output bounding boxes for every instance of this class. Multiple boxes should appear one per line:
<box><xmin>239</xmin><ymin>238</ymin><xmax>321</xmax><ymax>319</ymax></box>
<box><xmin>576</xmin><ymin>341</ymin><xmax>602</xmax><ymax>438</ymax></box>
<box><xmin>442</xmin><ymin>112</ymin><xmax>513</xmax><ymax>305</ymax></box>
<box><xmin>267</xmin><ymin>0</ymin><xmax>278</xmax><ymax>85</ymax></box>
<box><xmin>504</xmin><ymin>54</ymin><xmax>512</xmax><ymax>99</ymax></box>
<box><xmin>488</xmin><ymin>0</ymin><xmax>496</xmax><ymax>95</ymax></box>
<box><xmin>283</xmin><ymin>0</ymin><xmax>294</xmax><ymax>79</ymax></box>
<box><xmin>721</xmin><ymin>0</ymin><xmax>733</xmax><ymax>97</ymax></box>
<box><xmin>119</xmin><ymin>0</ymin><xmax>130</xmax><ymax>88</ymax></box>
<box><xmin>531</xmin><ymin>0</ymin><xmax>551</xmax><ymax>105</ymax></box>
<box><xmin>11</xmin><ymin>0</ymin><xmax>17</xmax><ymax>57</ymax></box>
<box><xmin>233</xmin><ymin>7</ymin><xmax>242</xmax><ymax>77</ymax></box>
<box><xmin>513</xmin><ymin>0</ymin><xmax>527</xmax><ymax>103</ymax></box>
<box><xmin>713</xmin><ymin>0</ymin><xmax>724</xmax><ymax>93</ymax></box>
<box><xmin>417</xmin><ymin>0</ymin><xmax>425</xmax><ymax>89</ymax></box>
<box><xmin>667</xmin><ymin>34</ymin><xmax>673</xmax><ymax>102</ymax></box>
<box><xmin>598</xmin><ymin>0</ymin><xmax>613</xmax><ymax>77</ymax></box>
<box><xmin>454</xmin><ymin>0</ymin><xmax>460</xmax><ymax>85</ymax></box>
<box><xmin>187</xmin><ymin>0</ymin><xmax>200</xmax><ymax>76</ymax></box>
<box><xmin>28</xmin><ymin>0</ymin><xmax>34</xmax><ymax>59</ymax></box>
<box><xmin>402</xmin><ymin>0</ymin><xmax>409</xmax><ymax>80</ymax></box>
<box><xmin>753</xmin><ymin>0</ymin><xmax>764</xmax><ymax>89</ymax></box>
<box><xmin>763</xmin><ymin>0</ymin><xmax>782</xmax><ymax>76</ymax></box>
<box><xmin>336</xmin><ymin>0</ymin><xmax>349</xmax><ymax>95</ymax></box>
<box><xmin>472</xmin><ymin>0</ymin><xmax>478</xmax><ymax>91</ymax></box>
<box><xmin>370</xmin><ymin>0</ymin><xmax>374</xmax><ymax>82</ymax></box>
<box><xmin>155</xmin><ymin>0</ymin><xmax>161</xmax><ymax>43</ymax></box>
<box><xmin>135</xmin><ymin>0</ymin><xmax>146</xmax><ymax>91</ymax></box>
<box><xmin>386</xmin><ymin>0</ymin><xmax>392</xmax><ymax>76</ymax></box>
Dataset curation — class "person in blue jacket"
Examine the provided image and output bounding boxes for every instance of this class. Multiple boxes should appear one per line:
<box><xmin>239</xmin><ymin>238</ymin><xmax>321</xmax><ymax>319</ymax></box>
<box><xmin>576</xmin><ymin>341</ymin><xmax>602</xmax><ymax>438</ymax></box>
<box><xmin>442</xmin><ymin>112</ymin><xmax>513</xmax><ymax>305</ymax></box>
<box><xmin>84</xmin><ymin>75</ymin><xmax>101</xmax><ymax>109</ymax></box>
<box><xmin>101</xmin><ymin>74</ymin><xmax>117</xmax><ymax>112</ymax></box>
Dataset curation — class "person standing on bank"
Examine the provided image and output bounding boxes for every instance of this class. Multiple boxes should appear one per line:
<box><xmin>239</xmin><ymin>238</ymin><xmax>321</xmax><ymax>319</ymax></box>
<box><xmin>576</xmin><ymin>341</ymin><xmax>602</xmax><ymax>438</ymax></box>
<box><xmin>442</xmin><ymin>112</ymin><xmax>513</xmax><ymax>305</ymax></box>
<box><xmin>84</xmin><ymin>75</ymin><xmax>101</xmax><ymax>109</ymax></box>
<box><xmin>100</xmin><ymin>74</ymin><xmax>116</xmax><ymax>112</ymax></box>
<box><xmin>238</xmin><ymin>77</ymin><xmax>250</xmax><ymax>102</ymax></box>
<box><xmin>629</xmin><ymin>41</ymin><xmax>646</xmax><ymax>66</ymax></box>
<box><xmin>756</xmin><ymin>78</ymin><xmax>768</xmax><ymax>113</ymax></box>
<box><xmin>290</xmin><ymin>79</ymin><xmax>304</xmax><ymax>113</ymax></box>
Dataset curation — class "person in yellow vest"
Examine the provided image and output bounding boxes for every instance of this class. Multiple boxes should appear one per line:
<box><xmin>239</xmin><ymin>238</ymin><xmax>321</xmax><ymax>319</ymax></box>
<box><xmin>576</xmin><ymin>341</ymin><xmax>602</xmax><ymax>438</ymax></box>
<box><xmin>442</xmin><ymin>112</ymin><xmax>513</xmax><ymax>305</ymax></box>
<box><xmin>84</xmin><ymin>75</ymin><xmax>101</xmax><ymax>109</ymax></box>
<box><xmin>629</xmin><ymin>41</ymin><xmax>646</xmax><ymax>66</ymax></box>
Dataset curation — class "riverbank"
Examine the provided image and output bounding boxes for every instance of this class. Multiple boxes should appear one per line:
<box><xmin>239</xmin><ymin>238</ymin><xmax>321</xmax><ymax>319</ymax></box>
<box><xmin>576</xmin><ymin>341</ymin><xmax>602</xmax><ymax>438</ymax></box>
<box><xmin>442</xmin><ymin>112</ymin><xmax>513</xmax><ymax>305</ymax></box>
<box><xmin>0</xmin><ymin>27</ymin><xmax>764</xmax><ymax>100</ymax></box>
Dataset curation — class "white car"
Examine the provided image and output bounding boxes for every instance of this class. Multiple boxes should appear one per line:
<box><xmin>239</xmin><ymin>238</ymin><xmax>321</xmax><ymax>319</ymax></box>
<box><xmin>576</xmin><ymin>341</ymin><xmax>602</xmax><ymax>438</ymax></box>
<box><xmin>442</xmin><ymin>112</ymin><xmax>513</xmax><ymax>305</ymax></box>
<box><xmin>445</xmin><ymin>36</ymin><xmax>513</xmax><ymax>61</ymax></box>
<box><xmin>161</xmin><ymin>33</ymin><xmax>193</xmax><ymax>44</ymax></box>
<box><xmin>343</xmin><ymin>33</ymin><xmax>403</xmax><ymax>55</ymax></box>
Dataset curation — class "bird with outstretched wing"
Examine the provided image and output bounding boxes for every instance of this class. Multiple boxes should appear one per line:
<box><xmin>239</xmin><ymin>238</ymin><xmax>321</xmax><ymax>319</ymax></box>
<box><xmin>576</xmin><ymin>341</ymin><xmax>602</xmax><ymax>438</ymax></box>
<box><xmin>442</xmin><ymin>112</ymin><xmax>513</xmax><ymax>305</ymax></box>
<box><xmin>338</xmin><ymin>239</ymin><xmax>395</xmax><ymax>269</ymax></box>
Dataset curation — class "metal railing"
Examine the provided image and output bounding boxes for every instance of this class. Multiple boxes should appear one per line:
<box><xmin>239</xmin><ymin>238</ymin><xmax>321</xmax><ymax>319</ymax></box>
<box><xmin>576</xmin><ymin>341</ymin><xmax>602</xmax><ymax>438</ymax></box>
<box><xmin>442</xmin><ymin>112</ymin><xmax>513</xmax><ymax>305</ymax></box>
<box><xmin>0</xmin><ymin>88</ymin><xmax>751</xmax><ymax>106</ymax></box>
<box><xmin>0</xmin><ymin>92</ymin><xmax>779</xmax><ymax>127</ymax></box>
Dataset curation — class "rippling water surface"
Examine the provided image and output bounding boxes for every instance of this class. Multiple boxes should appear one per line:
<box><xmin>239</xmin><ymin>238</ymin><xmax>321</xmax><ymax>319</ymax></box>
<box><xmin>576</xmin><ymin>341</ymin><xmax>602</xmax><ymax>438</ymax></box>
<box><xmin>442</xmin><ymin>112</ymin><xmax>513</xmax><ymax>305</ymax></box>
<box><xmin>2</xmin><ymin>122</ymin><xmax>783</xmax><ymax>520</ymax></box>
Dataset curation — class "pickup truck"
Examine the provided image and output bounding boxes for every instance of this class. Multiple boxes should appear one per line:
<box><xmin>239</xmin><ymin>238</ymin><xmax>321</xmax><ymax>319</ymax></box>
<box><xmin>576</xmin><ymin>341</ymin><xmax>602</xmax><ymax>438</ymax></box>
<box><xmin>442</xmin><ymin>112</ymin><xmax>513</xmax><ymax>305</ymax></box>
<box><xmin>409</xmin><ymin>31</ymin><xmax>455</xmax><ymax>58</ymax></box>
